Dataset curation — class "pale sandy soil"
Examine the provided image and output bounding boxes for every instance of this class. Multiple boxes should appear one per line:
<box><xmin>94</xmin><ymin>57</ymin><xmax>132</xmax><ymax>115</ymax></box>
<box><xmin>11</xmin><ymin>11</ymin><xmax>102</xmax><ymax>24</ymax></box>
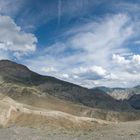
<box><xmin>0</xmin><ymin>120</ymin><xmax>140</xmax><ymax>140</ymax></box>
<box><xmin>0</xmin><ymin>93</ymin><xmax>140</xmax><ymax>140</ymax></box>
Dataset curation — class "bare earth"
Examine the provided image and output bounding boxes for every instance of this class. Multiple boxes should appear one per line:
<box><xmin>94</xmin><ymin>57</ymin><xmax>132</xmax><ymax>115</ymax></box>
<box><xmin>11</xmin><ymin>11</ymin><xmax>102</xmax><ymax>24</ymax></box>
<box><xmin>0</xmin><ymin>121</ymin><xmax>139</xmax><ymax>140</ymax></box>
<box><xmin>0</xmin><ymin>93</ymin><xmax>140</xmax><ymax>140</ymax></box>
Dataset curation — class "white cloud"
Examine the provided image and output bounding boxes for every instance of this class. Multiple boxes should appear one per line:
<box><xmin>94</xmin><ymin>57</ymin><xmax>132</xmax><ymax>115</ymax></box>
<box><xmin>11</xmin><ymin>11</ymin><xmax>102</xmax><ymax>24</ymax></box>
<box><xmin>25</xmin><ymin>13</ymin><xmax>139</xmax><ymax>88</ymax></box>
<box><xmin>61</xmin><ymin>74</ymin><xmax>69</xmax><ymax>79</ymax></box>
<box><xmin>132</xmin><ymin>55</ymin><xmax>140</xmax><ymax>64</ymax></box>
<box><xmin>113</xmin><ymin>54</ymin><xmax>140</xmax><ymax>65</ymax></box>
<box><xmin>0</xmin><ymin>15</ymin><xmax>37</xmax><ymax>59</ymax></box>
<box><xmin>41</xmin><ymin>67</ymin><xmax>57</xmax><ymax>73</ymax></box>
<box><xmin>65</xmin><ymin>14</ymin><xmax>133</xmax><ymax>68</ymax></box>
<box><xmin>75</xmin><ymin>66</ymin><xmax>107</xmax><ymax>76</ymax></box>
<box><xmin>112</xmin><ymin>54</ymin><xmax>129</xmax><ymax>64</ymax></box>
<box><xmin>113</xmin><ymin>54</ymin><xmax>140</xmax><ymax>66</ymax></box>
<box><xmin>112</xmin><ymin>54</ymin><xmax>140</xmax><ymax>76</ymax></box>
<box><xmin>72</xmin><ymin>66</ymin><xmax>118</xmax><ymax>81</ymax></box>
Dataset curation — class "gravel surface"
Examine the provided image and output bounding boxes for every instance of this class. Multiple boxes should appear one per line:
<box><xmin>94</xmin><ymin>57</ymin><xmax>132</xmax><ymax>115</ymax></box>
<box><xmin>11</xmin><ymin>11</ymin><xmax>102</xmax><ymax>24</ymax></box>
<box><xmin>0</xmin><ymin>121</ymin><xmax>140</xmax><ymax>140</ymax></box>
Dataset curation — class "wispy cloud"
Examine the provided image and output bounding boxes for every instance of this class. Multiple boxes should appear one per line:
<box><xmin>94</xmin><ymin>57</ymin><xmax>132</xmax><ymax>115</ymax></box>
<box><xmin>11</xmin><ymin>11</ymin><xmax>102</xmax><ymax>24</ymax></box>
<box><xmin>24</xmin><ymin>13</ymin><xmax>139</xmax><ymax>88</ymax></box>
<box><xmin>15</xmin><ymin>0</ymin><xmax>102</xmax><ymax>31</ymax></box>
<box><xmin>115</xmin><ymin>1</ymin><xmax>140</xmax><ymax>14</ymax></box>
<box><xmin>1</xmin><ymin>0</ymin><xmax>139</xmax><ymax>88</ymax></box>
<box><xmin>0</xmin><ymin>0</ymin><xmax>26</xmax><ymax>17</ymax></box>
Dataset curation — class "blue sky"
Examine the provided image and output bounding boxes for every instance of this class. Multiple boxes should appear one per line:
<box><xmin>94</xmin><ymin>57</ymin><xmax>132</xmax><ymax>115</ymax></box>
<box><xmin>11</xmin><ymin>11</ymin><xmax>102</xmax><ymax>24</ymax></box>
<box><xmin>0</xmin><ymin>0</ymin><xmax>140</xmax><ymax>88</ymax></box>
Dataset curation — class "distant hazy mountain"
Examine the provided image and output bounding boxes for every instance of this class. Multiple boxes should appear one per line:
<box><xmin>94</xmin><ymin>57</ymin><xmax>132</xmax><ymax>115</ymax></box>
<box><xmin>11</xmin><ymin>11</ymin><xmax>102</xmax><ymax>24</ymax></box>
<box><xmin>0</xmin><ymin>60</ymin><xmax>139</xmax><ymax>122</ymax></box>
<box><xmin>92</xmin><ymin>86</ymin><xmax>140</xmax><ymax>109</ymax></box>
<box><xmin>92</xmin><ymin>86</ymin><xmax>140</xmax><ymax>100</ymax></box>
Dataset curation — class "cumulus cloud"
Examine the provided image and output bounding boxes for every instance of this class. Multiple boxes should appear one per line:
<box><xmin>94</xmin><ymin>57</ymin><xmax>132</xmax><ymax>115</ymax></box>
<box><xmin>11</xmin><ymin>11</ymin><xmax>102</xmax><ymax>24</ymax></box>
<box><xmin>132</xmin><ymin>55</ymin><xmax>140</xmax><ymax>64</ymax></box>
<box><xmin>112</xmin><ymin>54</ymin><xmax>129</xmax><ymax>64</ymax></box>
<box><xmin>0</xmin><ymin>15</ymin><xmax>37</xmax><ymax>59</ymax></box>
<box><xmin>114</xmin><ymin>54</ymin><xmax>140</xmax><ymax>74</ymax></box>
<box><xmin>71</xmin><ymin>66</ymin><xmax>118</xmax><ymax>82</ymax></box>
<box><xmin>113</xmin><ymin>54</ymin><xmax>140</xmax><ymax>65</ymax></box>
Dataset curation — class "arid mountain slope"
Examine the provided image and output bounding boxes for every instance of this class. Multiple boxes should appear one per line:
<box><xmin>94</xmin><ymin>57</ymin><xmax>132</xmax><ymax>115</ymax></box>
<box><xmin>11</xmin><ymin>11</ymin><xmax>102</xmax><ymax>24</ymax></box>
<box><xmin>0</xmin><ymin>60</ymin><xmax>133</xmax><ymax>112</ymax></box>
<box><xmin>0</xmin><ymin>93</ymin><xmax>110</xmax><ymax>129</ymax></box>
<box><xmin>0</xmin><ymin>60</ymin><xmax>140</xmax><ymax>122</ymax></box>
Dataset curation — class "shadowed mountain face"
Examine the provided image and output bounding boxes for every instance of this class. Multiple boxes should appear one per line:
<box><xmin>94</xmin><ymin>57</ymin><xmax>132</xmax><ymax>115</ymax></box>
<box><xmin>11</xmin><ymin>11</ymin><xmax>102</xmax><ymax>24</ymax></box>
<box><xmin>0</xmin><ymin>60</ymin><xmax>59</xmax><ymax>85</ymax></box>
<box><xmin>0</xmin><ymin>59</ymin><xmax>139</xmax><ymax>120</ymax></box>
<box><xmin>128</xmin><ymin>94</ymin><xmax>140</xmax><ymax>109</ymax></box>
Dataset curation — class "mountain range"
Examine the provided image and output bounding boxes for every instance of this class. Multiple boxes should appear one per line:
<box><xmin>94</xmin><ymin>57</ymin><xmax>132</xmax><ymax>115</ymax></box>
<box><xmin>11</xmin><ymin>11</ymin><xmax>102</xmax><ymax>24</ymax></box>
<box><xmin>0</xmin><ymin>60</ymin><xmax>140</xmax><ymax>128</ymax></box>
